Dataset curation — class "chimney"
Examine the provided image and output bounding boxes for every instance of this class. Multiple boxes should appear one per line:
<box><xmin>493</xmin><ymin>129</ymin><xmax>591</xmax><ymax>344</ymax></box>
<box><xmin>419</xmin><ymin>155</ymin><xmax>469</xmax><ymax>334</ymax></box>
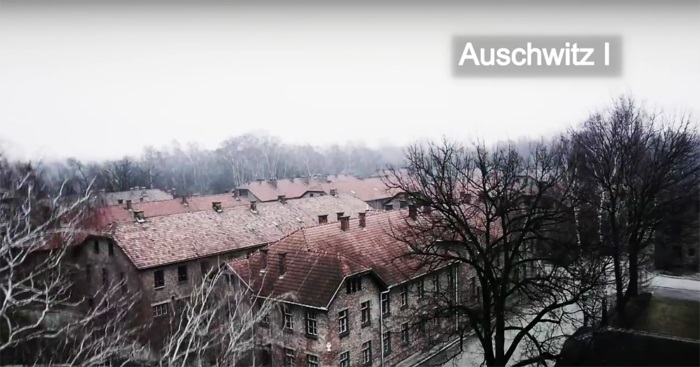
<box><xmin>330</xmin><ymin>188</ymin><xmax>338</xmax><ymax>197</ymax></box>
<box><xmin>340</xmin><ymin>216</ymin><xmax>350</xmax><ymax>231</ymax></box>
<box><xmin>336</xmin><ymin>212</ymin><xmax>344</xmax><ymax>221</ymax></box>
<box><xmin>278</xmin><ymin>195</ymin><xmax>287</xmax><ymax>204</ymax></box>
<box><xmin>250</xmin><ymin>200</ymin><xmax>257</xmax><ymax>213</ymax></box>
<box><xmin>260</xmin><ymin>249</ymin><xmax>268</xmax><ymax>270</ymax></box>
<box><xmin>133</xmin><ymin>210</ymin><xmax>145</xmax><ymax>223</ymax></box>
<box><xmin>408</xmin><ymin>204</ymin><xmax>417</xmax><ymax>220</ymax></box>
<box><xmin>125</xmin><ymin>199</ymin><xmax>132</xmax><ymax>210</ymax></box>
<box><xmin>212</xmin><ymin>201</ymin><xmax>223</xmax><ymax>213</ymax></box>
<box><xmin>270</xmin><ymin>178</ymin><xmax>277</xmax><ymax>189</ymax></box>
<box><xmin>181</xmin><ymin>196</ymin><xmax>188</xmax><ymax>207</ymax></box>
<box><xmin>278</xmin><ymin>253</ymin><xmax>286</xmax><ymax>276</ymax></box>
<box><xmin>290</xmin><ymin>177</ymin><xmax>294</xmax><ymax>183</ymax></box>
<box><xmin>318</xmin><ymin>214</ymin><xmax>328</xmax><ymax>224</ymax></box>
<box><xmin>359</xmin><ymin>212</ymin><xmax>366</xmax><ymax>228</ymax></box>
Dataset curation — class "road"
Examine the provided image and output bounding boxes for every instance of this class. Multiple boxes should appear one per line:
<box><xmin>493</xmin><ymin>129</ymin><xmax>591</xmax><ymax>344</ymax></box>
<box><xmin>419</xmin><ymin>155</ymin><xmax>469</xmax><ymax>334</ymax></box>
<box><xmin>415</xmin><ymin>274</ymin><xmax>700</xmax><ymax>367</ymax></box>
<box><xmin>650</xmin><ymin>274</ymin><xmax>700</xmax><ymax>301</ymax></box>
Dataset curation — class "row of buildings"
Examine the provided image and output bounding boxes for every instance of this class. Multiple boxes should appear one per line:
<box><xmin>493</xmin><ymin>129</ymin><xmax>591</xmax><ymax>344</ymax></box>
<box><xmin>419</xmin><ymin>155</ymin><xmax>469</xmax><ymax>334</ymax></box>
<box><xmin>58</xmin><ymin>175</ymin><xmax>470</xmax><ymax>366</ymax></box>
<box><xmin>234</xmin><ymin>172</ymin><xmax>408</xmax><ymax>211</ymax></box>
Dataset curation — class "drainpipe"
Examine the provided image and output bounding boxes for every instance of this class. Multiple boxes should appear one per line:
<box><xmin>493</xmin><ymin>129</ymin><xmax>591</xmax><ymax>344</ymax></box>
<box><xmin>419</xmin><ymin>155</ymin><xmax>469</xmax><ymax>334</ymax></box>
<box><xmin>380</xmin><ymin>288</ymin><xmax>390</xmax><ymax>367</ymax></box>
<box><xmin>454</xmin><ymin>266</ymin><xmax>459</xmax><ymax>332</ymax></box>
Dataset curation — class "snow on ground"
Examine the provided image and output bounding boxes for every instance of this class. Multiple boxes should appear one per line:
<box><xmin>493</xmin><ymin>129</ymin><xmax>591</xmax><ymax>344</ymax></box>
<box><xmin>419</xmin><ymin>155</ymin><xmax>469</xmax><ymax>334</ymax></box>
<box><xmin>438</xmin><ymin>304</ymin><xmax>583</xmax><ymax>367</ymax></box>
<box><xmin>431</xmin><ymin>273</ymin><xmax>699</xmax><ymax>367</ymax></box>
<box><xmin>650</xmin><ymin>274</ymin><xmax>700</xmax><ymax>291</ymax></box>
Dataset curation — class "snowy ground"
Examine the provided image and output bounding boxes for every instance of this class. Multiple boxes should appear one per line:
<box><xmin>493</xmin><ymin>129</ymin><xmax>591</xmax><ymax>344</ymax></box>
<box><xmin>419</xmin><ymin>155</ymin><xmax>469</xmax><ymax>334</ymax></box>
<box><xmin>419</xmin><ymin>273</ymin><xmax>700</xmax><ymax>367</ymax></box>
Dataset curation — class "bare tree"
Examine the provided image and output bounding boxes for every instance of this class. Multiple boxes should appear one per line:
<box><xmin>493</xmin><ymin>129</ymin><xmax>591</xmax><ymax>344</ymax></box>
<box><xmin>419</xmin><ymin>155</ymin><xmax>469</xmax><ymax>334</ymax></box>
<box><xmin>385</xmin><ymin>139</ymin><xmax>608</xmax><ymax>367</ymax></box>
<box><xmin>573</xmin><ymin>97</ymin><xmax>700</xmax><ymax>315</ymax></box>
<box><xmin>159</xmin><ymin>268</ymin><xmax>279</xmax><ymax>367</ymax></box>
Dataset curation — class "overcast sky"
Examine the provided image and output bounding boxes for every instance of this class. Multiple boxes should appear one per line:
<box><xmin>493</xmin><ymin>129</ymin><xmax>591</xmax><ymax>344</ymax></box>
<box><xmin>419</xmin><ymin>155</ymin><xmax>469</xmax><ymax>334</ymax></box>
<box><xmin>1</xmin><ymin>1</ymin><xmax>698</xmax><ymax>161</ymax></box>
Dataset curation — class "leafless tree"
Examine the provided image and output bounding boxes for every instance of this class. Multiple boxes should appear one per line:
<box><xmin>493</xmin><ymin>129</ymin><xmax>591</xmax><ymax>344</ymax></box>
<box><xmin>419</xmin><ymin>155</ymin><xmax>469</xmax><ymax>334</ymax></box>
<box><xmin>573</xmin><ymin>96</ymin><xmax>700</xmax><ymax>315</ymax></box>
<box><xmin>385</xmin><ymin>139</ymin><xmax>609</xmax><ymax>367</ymax></box>
<box><xmin>159</xmin><ymin>268</ymin><xmax>280</xmax><ymax>367</ymax></box>
<box><xmin>1</xmin><ymin>154</ymin><xmax>144</xmax><ymax>365</ymax></box>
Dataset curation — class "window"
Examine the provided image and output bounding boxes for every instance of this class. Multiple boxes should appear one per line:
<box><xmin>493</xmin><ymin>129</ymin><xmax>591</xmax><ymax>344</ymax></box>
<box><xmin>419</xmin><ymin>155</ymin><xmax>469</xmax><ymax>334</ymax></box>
<box><xmin>175</xmin><ymin>298</ymin><xmax>188</xmax><ymax>313</ymax></box>
<box><xmin>200</xmin><ymin>260</ymin><xmax>210</xmax><ymax>277</ymax></box>
<box><xmin>284</xmin><ymin>348</ymin><xmax>295</xmax><ymax>367</ymax></box>
<box><xmin>154</xmin><ymin>269</ymin><xmax>165</xmax><ymax>289</ymax></box>
<box><xmin>361</xmin><ymin>301</ymin><xmax>371</xmax><ymax>326</ymax></box>
<box><xmin>339</xmin><ymin>351</ymin><xmax>350</xmax><ymax>367</ymax></box>
<box><xmin>338</xmin><ymin>309</ymin><xmax>349</xmax><ymax>336</ymax></box>
<box><xmin>117</xmin><ymin>199</ymin><xmax>123</xmax><ymax>204</ymax></box>
<box><xmin>108</xmin><ymin>242</ymin><xmax>114</xmax><ymax>256</ymax></box>
<box><xmin>447</xmin><ymin>268</ymin><xmax>454</xmax><ymax>293</ymax></box>
<box><xmin>399</xmin><ymin>200</ymin><xmax>407</xmax><ymax>209</ymax></box>
<box><xmin>346</xmin><ymin>277</ymin><xmax>362</xmax><ymax>294</ymax></box>
<box><xmin>432</xmin><ymin>273</ymin><xmax>440</xmax><ymax>292</ymax></box>
<box><xmin>400</xmin><ymin>286</ymin><xmax>408</xmax><ymax>308</ymax></box>
<box><xmin>307</xmin><ymin>354</ymin><xmax>319</xmax><ymax>367</ymax></box>
<box><xmin>102</xmin><ymin>268</ymin><xmax>108</xmax><ymax>286</ymax></box>
<box><xmin>85</xmin><ymin>264</ymin><xmax>92</xmax><ymax>283</ymax></box>
<box><xmin>306</xmin><ymin>312</ymin><xmax>318</xmax><ymax>337</ymax></box>
<box><xmin>93</xmin><ymin>240</ymin><xmax>99</xmax><ymax>254</ymax></box>
<box><xmin>283</xmin><ymin>305</ymin><xmax>294</xmax><ymax>330</ymax></box>
<box><xmin>381</xmin><ymin>293</ymin><xmax>391</xmax><ymax>315</ymax></box>
<box><xmin>178</xmin><ymin>265</ymin><xmax>188</xmax><ymax>283</ymax></box>
<box><xmin>152</xmin><ymin>303</ymin><xmax>168</xmax><ymax>318</ymax></box>
<box><xmin>417</xmin><ymin>278</ymin><xmax>425</xmax><ymax>299</ymax></box>
<box><xmin>470</xmin><ymin>277</ymin><xmax>476</xmax><ymax>300</ymax></box>
<box><xmin>361</xmin><ymin>341</ymin><xmax>372</xmax><ymax>365</ymax></box>
<box><xmin>384</xmin><ymin>203</ymin><xmax>393</xmax><ymax>211</ymax></box>
<box><xmin>383</xmin><ymin>331</ymin><xmax>391</xmax><ymax>355</ymax></box>
<box><xmin>309</xmin><ymin>193</ymin><xmax>314</xmax><ymax>197</ymax></box>
<box><xmin>401</xmin><ymin>323</ymin><xmax>409</xmax><ymax>345</ymax></box>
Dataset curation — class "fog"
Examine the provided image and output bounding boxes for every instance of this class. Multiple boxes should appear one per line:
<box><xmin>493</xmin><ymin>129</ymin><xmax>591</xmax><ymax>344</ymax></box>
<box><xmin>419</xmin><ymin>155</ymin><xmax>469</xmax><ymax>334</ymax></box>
<box><xmin>1</xmin><ymin>1</ymin><xmax>698</xmax><ymax>161</ymax></box>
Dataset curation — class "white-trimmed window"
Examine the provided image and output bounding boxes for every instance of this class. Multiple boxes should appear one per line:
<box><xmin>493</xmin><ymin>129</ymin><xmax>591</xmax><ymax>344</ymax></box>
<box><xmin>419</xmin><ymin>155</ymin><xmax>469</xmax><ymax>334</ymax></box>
<box><xmin>361</xmin><ymin>301</ymin><xmax>371</xmax><ymax>326</ymax></box>
<box><xmin>306</xmin><ymin>311</ymin><xmax>318</xmax><ymax>337</ymax></box>
<box><xmin>152</xmin><ymin>302</ymin><xmax>169</xmax><ymax>318</ymax></box>
<box><xmin>284</xmin><ymin>348</ymin><xmax>295</xmax><ymax>367</ymax></box>
<box><xmin>400</xmin><ymin>285</ymin><xmax>408</xmax><ymax>307</ymax></box>
<box><xmin>338</xmin><ymin>309</ymin><xmax>349</xmax><ymax>335</ymax></box>
<box><xmin>361</xmin><ymin>341</ymin><xmax>372</xmax><ymax>364</ymax></box>
<box><xmin>339</xmin><ymin>351</ymin><xmax>350</xmax><ymax>367</ymax></box>
<box><xmin>307</xmin><ymin>354</ymin><xmax>319</xmax><ymax>367</ymax></box>
<box><xmin>283</xmin><ymin>305</ymin><xmax>294</xmax><ymax>330</ymax></box>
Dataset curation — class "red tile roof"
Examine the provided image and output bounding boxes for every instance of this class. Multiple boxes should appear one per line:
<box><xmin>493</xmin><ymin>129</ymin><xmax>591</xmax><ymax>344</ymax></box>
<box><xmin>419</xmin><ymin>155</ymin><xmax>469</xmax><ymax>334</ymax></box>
<box><xmin>238</xmin><ymin>174</ymin><xmax>406</xmax><ymax>204</ymax></box>
<box><xmin>228</xmin><ymin>210</ymin><xmax>430</xmax><ymax>309</ymax></box>
<box><xmin>106</xmin><ymin>194</ymin><xmax>372</xmax><ymax>269</ymax></box>
<box><xmin>89</xmin><ymin>194</ymin><xmax>252</xmax><ymax>228</ymax></box>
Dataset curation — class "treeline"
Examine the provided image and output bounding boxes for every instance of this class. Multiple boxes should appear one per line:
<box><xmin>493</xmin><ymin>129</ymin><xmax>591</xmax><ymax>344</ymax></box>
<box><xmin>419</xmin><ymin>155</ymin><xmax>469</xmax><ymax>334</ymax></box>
<box><xmin>8</xmin><ymin>133</ymin><xmax>406</xmax><ymax>197</ymax></box>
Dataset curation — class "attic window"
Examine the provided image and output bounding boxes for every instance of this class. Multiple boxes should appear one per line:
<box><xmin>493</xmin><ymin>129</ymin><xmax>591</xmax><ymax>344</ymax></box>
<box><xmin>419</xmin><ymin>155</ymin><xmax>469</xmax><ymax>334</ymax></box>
<box><xmin>133</xmin><ymin>211</ymin><xmax>145</xmax><ymax>223</ymax></box>
<box><xmin>117</xmin><ymin>199</ymin><xmax>124</xmax><ymax>205</ymax></box>
<box><xmin>318</xmin><ymin>215</ymin><xmax>328</xmax><ymax>224</ymax></box>
<box><xmin>346</xmin><ymin>277</ymin><xmax>362</xmax><ymax>294</ymax></box>
<box><xmin>212</xmin><ymin>202</ymin><xmax>223</xmax><ymax>213</ymax></box>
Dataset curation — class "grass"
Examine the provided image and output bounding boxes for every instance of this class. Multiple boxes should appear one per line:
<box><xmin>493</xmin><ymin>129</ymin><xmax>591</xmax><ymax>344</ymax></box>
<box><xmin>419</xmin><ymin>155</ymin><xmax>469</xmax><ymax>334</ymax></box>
<box><xmin>624</xmin><ymin>297</ymin><xmax>700</xmax><ymax>340</ymax></box>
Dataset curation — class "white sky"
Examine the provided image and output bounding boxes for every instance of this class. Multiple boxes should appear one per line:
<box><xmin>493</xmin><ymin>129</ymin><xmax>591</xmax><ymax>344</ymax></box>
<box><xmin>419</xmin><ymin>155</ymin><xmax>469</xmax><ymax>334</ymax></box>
<box><xmin>1</xmin><ymin>1</ymin><xmax>698</xmax><ymax>161</ymax></box>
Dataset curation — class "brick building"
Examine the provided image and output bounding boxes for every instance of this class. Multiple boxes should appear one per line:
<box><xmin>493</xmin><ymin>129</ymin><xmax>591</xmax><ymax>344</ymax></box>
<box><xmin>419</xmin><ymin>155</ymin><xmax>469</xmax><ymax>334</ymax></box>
<box><xmin>70</xmin><ymin>193</ymin><xmax>372</xmax><ymax>351</ymax></box>
<box><xmin>235</xmin><ymin>173</ymin><xmax>408</xmax><ymax>211</ymax></box>
<box><xmin>228</xmin><ymin>207</ymin><xmax>468</xmax><ymax>367</ymax></box>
